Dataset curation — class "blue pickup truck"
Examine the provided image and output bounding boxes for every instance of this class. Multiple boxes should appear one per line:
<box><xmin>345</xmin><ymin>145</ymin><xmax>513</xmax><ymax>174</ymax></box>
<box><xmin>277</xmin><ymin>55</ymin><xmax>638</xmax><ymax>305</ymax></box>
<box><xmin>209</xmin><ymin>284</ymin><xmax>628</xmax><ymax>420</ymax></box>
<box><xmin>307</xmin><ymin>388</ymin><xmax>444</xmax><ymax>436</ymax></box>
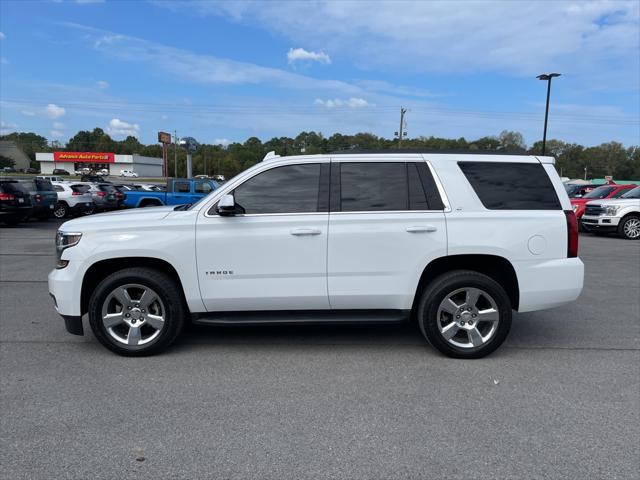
<box><xmin>123</xmin><ymin>178</ymin><xmax>219</xmax><ymax>208</ymax></box>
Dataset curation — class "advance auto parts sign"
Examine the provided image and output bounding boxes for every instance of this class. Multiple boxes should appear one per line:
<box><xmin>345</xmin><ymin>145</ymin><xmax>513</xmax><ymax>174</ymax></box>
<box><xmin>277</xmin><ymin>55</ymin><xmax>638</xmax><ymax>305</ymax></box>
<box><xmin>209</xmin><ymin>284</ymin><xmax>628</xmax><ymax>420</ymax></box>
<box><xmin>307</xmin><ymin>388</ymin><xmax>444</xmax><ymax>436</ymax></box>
<box><xmin>54</xmin><ymin>152</ymin><xmax>115</xmax><ymax>163</ymax></box>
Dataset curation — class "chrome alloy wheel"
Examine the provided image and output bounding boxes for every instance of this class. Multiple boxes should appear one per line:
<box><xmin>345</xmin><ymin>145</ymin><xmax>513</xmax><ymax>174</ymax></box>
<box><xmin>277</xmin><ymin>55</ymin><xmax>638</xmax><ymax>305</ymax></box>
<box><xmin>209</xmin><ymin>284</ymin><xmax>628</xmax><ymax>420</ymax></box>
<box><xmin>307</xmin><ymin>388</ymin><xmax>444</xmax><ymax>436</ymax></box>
<box><xmin>623</xmin><ymin>218</ymin><xmax>640</xmax><ymax>239</ymax></box>
<box><xmin>436</xmin><ymin>287</ymin><xmax>500</xmax><ymax>349</ymax></box>
<box><xmin>101</xmin><ymin>284</ymin><xmax>166</xmax><ymax>346</ymax></box>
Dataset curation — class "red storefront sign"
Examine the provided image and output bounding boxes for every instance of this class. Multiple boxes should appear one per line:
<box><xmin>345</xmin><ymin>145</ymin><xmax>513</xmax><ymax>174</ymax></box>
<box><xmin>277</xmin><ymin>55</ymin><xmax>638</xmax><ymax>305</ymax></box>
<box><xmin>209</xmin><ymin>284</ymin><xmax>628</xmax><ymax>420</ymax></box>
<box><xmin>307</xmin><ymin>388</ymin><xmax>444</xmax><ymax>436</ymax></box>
<box><xmin>53</xmin><ymin>152</ymin><xmax>115</xmax><ymax>163</ymax></box>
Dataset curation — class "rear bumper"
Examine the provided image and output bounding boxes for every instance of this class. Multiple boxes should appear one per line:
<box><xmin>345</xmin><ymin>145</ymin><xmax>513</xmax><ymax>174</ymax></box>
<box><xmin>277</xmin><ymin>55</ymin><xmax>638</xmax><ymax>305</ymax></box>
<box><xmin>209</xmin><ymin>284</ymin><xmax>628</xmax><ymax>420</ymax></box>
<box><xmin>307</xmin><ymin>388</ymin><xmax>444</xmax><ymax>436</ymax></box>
<box><xmin>69</xmin><ymin>202</ymin><xmax>94</xmax><ymax>213</ymax></box>
<box><xmin>515</xmin><ymin>257</ymin><xmax>584</xmax><ymax>312</ymax></box>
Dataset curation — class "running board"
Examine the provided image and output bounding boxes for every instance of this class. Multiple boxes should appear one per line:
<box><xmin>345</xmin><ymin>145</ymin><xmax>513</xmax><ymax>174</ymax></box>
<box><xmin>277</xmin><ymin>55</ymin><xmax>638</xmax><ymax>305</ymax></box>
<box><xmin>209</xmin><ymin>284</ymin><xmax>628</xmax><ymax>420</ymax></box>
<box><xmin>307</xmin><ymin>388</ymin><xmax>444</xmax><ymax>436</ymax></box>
<box><xmin>192</xmin><ymin>309</ymin><xmax>410</xmax><ymax>326</ymax></box>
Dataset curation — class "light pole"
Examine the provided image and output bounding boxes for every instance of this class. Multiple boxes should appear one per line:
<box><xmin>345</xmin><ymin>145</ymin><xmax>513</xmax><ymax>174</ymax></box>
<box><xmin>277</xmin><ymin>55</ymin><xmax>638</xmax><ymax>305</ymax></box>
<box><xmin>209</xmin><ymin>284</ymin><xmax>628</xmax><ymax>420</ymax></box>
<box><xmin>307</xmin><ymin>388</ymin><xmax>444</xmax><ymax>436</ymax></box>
<box><xmin>536</xmin><ymin>73</ymin><xmax>561</xmax><ymax>156</ymax></box>
<box><xmin>178</xmin><ymin>136</ymin><xmax>199</xmax><ymax>179</ymax></box>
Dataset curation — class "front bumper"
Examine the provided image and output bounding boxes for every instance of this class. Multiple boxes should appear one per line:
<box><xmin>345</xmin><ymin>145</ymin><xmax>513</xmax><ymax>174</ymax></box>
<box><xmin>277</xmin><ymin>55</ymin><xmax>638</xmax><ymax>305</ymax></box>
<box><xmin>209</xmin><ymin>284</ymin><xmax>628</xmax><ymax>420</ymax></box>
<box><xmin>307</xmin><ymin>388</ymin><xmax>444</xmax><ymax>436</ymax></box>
<box><xmin>581</xmin><ymin>214</ymin><xmax>620</xmax><ymax>231</ymax></box>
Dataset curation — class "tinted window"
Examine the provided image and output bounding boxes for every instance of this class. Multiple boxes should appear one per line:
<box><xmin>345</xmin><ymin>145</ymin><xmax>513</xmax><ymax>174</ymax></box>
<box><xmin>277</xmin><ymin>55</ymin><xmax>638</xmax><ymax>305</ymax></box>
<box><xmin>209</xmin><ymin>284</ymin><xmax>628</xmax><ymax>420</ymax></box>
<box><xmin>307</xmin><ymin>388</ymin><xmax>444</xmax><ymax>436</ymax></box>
<box><xmin>583</xmin><ymin>186</ymin><xmax>615</xmax><ymax>199</ymax></box>
<box><xmin>622</xmin><ymin>187</ymin><xmax>640</xmax><ymax>199</ymax></box>
<box><xmin>611</xmin><ymin>188</ymin><xmax>630</xmax><ymax>198</ymax></box>
<box><xmin>195</xmin><ymin>181</ymin><xmax>213</xmax><ymax>194</ymax></box>
<box><xmin>408</xmin><ymin>163</ymin><xmax>429</xmax><ymax>210</ymax></box>
<box><xmin>458</xmin><ymin>161</ymin><xmax>561</xmax><ymax>210</ymax></box>
<box><xmin>233</xmin><ymin>163</ymin><xmax>321</xmax><ymax>214</ymax></box>
<box><xmin>71</xmin><ymin>185</ymin><xmax>90</xmax><ymax>194</ymax></box>
<box><xmin>0</xmin><ymin>182</ymin><xmax>28</xmax><ymax>194</ymax></box>
<box><xmin>53</xmin><ymin>185</ymin><xmax>64</xmax><ymax>192</ymax></box>
<box><xmin>35</xmin><ymin>179</ymin><xmax>54</xmax><ymax>191</ymax></box>
<box><xmin>340</xmin><ymin>163</ymin><xmax>407</xmax><ymax>211</ymax></box>
<box><xmin>175</xmin><ymin>182</ymin><xmax>190</xmax><ymax>193</ymax></box>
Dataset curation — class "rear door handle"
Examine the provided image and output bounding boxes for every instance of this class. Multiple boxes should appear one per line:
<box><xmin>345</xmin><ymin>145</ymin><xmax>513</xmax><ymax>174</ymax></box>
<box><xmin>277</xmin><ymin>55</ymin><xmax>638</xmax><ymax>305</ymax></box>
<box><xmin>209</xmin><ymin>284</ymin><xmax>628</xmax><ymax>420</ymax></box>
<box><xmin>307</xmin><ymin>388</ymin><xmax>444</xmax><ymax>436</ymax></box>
<box><xmin>290</xmin><ymin>228</ymin><xmax>322</xmax><ymax>236</ymax></box>
<box><xmin>406</xmin><ymin>225</ymin><xmax>437</xmax><ymax>233</ymax></box>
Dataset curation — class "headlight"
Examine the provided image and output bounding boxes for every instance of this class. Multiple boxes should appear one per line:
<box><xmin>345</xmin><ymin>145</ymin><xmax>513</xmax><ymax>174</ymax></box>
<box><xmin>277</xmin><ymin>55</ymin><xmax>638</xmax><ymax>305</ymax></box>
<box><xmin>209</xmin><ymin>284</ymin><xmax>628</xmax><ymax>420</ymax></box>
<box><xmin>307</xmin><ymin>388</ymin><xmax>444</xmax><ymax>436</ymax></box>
<box><xmin>603</xmin><ymin>205</ymin><xmax>620</xmax><ymax>216</ymax></box>
<box><xmin>55</xmin><ymin>231</ymin><xmax>82</xmax><ymax>268</ymax></box>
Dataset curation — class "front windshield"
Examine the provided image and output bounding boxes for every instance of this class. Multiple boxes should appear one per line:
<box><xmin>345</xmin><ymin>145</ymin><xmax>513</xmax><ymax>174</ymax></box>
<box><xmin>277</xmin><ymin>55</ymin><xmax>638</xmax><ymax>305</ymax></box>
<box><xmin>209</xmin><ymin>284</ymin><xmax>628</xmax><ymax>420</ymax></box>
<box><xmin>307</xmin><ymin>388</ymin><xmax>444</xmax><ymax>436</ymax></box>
<box><xmin>621</xmin><ymin>186</ymin><xmax>640</xmax><ymax>199</ymax></box>
<box><xmin>583</xmin><ymin>186</ymin><xmax>616</xmax><ymax>199</ymax></box>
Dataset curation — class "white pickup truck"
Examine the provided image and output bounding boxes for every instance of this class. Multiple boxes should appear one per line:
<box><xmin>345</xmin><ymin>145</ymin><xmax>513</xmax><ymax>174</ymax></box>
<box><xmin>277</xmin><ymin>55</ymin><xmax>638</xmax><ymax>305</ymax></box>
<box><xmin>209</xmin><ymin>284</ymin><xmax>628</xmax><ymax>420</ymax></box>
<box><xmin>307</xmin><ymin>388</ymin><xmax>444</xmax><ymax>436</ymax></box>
<box><xmin>581</xmin><ymin>186</ymin><xmax>640</xmax><ymax>239</ymax></box>
<box><xmin>49</xmin><ymin>152</ymin><xmax>584</xmax><ymax>358</ymax></box>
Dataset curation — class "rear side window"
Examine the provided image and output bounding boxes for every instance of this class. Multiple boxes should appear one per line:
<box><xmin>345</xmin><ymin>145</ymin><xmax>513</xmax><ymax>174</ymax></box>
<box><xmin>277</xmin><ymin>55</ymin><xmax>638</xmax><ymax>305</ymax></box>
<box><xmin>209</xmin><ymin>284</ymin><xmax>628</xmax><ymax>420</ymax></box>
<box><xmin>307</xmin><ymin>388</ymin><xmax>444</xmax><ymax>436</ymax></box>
<box><xmin>71</xmin><ymin>185</ymin><xmax>89</xmax><ymax>194</ymax></box>
<box><xmin>458</xmin><ymin>161</ymin><xmax>561</xmax><ymax>210</ymax></box>
<box><xmin>53</xmin><ymin>185</ymin><xmax>64</xmax><ymax>192</ymax></box>
<box><xmin>611</xmin><ymin>188</ymin><xmax>631</xmax><ymax>198</ymax></box>
<box><xmin>0</xmin><ymin>182</ymin><xmax>28</xmax><ymax>194</ymax></box>
<box><xmin>332</xmin><ymin>162</ymin><xmax>445</xmax><ymax>212</ymax></box>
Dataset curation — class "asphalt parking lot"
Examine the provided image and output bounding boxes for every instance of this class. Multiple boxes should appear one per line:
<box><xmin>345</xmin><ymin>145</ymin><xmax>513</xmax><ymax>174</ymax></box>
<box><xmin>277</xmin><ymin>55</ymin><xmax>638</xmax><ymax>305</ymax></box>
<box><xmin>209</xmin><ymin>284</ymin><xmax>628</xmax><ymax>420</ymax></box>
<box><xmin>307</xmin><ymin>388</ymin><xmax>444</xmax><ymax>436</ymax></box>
<box><xmin>1</xmin><ymin>220</ymin><xmax>639</xmax><ymax>480</ymax></box>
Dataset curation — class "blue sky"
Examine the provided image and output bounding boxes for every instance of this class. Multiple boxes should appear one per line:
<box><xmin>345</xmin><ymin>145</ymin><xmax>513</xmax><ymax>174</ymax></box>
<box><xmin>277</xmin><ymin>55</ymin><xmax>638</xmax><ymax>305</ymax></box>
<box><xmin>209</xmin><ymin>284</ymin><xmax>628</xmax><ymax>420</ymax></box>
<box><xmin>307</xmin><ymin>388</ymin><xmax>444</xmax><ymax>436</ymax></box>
<box><xmin>0</xmin><ymin>0</ymin><xmax>638</xmax><ymax>147</ymax></box>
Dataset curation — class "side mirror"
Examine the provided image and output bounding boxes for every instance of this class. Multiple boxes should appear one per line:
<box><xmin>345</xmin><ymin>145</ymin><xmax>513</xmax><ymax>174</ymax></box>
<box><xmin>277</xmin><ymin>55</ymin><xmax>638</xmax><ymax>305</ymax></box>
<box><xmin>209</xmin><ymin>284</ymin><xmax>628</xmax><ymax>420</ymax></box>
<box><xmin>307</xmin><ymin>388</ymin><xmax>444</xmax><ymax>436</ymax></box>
<box><xmin>217</xmin><ymin>194</ymin><xmax>236</xmax><ymax>216</ymax></box>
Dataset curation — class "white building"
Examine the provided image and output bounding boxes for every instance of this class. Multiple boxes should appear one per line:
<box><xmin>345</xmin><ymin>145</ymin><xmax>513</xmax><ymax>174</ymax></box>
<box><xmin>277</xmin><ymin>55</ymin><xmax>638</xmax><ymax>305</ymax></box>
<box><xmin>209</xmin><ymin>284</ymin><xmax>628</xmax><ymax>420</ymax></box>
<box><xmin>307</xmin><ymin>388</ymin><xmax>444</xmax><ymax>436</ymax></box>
<box><xmin>36</xmin><ymin>152</ymin><xmax>163</xmax><ymax>177</ymax></box>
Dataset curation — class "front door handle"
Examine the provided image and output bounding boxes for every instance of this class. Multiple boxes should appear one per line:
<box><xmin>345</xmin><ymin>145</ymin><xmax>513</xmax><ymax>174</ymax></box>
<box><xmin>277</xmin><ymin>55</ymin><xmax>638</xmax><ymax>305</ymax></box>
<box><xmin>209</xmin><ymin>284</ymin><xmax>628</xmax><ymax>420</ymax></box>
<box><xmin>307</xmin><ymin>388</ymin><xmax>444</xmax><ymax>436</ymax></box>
<box><xmin>406</xmin><ymin>225</ymin><xmax>437</xmax><ymax>233</ymax></box>
<box><xmin>290</xmin><ymin>228</ymin><xmax>322</xmax><ymax>236</ymax></box>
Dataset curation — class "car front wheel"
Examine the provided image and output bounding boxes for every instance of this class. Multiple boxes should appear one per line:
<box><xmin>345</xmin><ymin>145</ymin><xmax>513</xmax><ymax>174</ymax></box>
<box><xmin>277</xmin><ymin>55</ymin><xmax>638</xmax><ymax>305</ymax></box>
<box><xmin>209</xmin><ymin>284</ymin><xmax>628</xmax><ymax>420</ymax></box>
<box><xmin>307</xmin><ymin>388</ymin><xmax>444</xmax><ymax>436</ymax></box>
<box><xmin>88</xmin><ymin>267</ymin><xmax>186</xmax><ymax>356</ymax></box>
<box><xmin>52</xmin><ymin>203</ymin><xmax>68</xmax><ymax>219</ymax></box>
<box><xmin>618</xmin><ymin>215</ymin><xmax>640</xmax><ymax>240</ymax></box>
<box><xmin>417</xmin><ymin>270</ymin><xmax>512</xmax><ymax>359</ymax></box>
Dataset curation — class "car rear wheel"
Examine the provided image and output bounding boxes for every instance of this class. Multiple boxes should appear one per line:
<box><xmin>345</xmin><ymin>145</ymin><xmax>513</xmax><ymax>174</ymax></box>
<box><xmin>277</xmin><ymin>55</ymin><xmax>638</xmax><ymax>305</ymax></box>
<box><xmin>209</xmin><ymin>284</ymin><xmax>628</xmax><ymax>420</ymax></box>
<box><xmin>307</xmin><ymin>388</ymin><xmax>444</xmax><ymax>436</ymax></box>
<box><xmin>618</xmin><ymin>215</ymin><xmax>640</xmax><ymax>240</ymax></box>
<box><xmin>88</xmin><ymin>268</ymin><xmax>186</xmax><ymax>356</ymax></box>
<box><xmin>417</xmin><ymin>270</ymin><xmax>512</xmax><ymax>359</ymax></box>
<box><xmin>53</xmin><ymin>203</ymin><xmax>68</xmax><ymax>219</ymax></box>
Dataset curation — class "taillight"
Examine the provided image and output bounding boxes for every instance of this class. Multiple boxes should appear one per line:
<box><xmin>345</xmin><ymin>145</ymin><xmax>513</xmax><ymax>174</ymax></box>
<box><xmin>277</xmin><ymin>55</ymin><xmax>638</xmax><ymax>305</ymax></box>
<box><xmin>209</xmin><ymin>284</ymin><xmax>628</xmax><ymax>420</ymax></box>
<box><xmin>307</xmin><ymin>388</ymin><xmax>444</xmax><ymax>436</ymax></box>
<box><xmin>35</xmin><ymin>194</ymin><xmax>42</xmax><ymax>203</ymax></box>
<box><xmin>564</xmin><ymin>210</ymin><xmax>579</xmax><ymax>258</ymax></box>
<box><xmin>72</xmin><ymin>191</ymin><xmax>82</xmax><ymax>196</ymax></box>
<box><xmin>0</xmin><ymin>193</ymin><xmax>15</xmax><ymax>201</ymax></box>
<box><xmin>97</xmin><ymin>191</ymin><xmax>106</xmax><ymax>197</ymax></box>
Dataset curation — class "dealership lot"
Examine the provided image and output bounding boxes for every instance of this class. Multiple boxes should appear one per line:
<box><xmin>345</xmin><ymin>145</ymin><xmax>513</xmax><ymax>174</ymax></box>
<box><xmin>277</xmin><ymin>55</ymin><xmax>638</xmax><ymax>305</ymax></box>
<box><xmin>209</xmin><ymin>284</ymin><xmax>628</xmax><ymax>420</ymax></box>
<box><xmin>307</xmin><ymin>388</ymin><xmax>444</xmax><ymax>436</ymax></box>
<box><xmin>1</xmin><ymin>221</ymin><xmax>638</xmax><ymax>479</ymax></box>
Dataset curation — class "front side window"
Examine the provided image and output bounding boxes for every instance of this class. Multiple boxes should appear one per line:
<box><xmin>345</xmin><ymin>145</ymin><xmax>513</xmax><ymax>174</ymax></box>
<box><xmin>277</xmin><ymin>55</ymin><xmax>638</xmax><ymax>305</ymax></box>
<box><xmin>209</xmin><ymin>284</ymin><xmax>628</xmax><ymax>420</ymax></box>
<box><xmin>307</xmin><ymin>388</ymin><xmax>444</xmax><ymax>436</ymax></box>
<box><xmin>195</xmin><ymin>181</ymin><xmax>213</xmax><ymax>194</ymax></box>
<box><xmin>175</xmin><ymin>182</ymin><xmax>190</xmax><ymax>193</ymax></box>
<box><xmin>232</xmin><ymin>163</ymin><xmax>322</xmax><ymax>214</ymax></box>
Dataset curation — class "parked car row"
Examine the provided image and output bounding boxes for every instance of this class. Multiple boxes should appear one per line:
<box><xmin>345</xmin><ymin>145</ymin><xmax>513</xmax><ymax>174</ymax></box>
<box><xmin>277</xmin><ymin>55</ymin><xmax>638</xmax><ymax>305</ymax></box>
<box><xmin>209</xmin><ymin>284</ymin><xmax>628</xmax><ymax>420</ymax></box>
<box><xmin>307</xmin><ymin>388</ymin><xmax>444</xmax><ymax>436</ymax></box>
<box><xmin>0</xmin><ymin>178</ymin><xmax>58</xmax><ymax>225</ymax></box>
<box><xmin>580</xmin><ymin>186</ymin><xmax>640</xmax><ymax>240</ymax></box>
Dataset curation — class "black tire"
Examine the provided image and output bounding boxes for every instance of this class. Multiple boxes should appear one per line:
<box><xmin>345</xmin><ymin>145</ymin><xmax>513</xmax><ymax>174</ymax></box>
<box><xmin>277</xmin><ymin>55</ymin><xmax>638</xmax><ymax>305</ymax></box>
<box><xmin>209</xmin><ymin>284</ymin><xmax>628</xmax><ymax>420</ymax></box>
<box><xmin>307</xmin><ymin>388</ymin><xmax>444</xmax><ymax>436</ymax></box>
<box><xmin>617</xmin><ymin>215</ymin><xmax>640</xmax><ymax>240</ymax></box>
<box><xmin>88</xmin><ymin>267</ymin><xmax>187</xmax><ymax>356</ymax></box>
<box><xmin>53</xmin><ymin>202</ymin><xmax>68</xmax><ymax>219</ymax></box>
<box><xmin>417</xmin><ymin>270</ymin><xmax>512</xmax><ymax>359</ymax></box>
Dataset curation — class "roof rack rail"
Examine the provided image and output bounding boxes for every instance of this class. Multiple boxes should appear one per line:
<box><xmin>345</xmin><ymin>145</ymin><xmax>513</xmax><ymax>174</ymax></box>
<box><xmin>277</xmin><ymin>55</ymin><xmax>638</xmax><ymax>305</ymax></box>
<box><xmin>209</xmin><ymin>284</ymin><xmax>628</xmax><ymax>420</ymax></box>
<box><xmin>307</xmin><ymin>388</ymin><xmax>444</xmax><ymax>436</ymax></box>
<box><xmin>329</xmin><ymin>149</ymin><xmax>531</xmax><ymax>155</ymax></box>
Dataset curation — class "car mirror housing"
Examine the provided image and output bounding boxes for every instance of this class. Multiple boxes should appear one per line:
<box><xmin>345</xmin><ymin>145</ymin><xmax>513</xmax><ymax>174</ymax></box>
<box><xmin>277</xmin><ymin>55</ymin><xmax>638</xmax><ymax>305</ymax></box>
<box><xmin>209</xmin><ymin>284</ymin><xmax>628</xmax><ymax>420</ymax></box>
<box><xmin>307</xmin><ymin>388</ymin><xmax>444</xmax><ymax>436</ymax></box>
<box><xmin>217</xmin><ymin>194</ymin><xmax>236</xmax><ymax>216</ymax></box>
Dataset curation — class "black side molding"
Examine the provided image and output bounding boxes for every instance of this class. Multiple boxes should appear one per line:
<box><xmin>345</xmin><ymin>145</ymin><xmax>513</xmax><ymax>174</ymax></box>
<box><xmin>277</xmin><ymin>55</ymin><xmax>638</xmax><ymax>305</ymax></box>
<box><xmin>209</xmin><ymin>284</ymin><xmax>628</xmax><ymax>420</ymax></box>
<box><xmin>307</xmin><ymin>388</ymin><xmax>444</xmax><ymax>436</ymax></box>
<box><xmin>63</xmin><ymin>315</ymin><xmax>84</xmax><ymax>335</ymax></box>
<box><xmin>193</xmin><ymin>309</ymin><xmax>410</xmax><ymax>326</ymax></box>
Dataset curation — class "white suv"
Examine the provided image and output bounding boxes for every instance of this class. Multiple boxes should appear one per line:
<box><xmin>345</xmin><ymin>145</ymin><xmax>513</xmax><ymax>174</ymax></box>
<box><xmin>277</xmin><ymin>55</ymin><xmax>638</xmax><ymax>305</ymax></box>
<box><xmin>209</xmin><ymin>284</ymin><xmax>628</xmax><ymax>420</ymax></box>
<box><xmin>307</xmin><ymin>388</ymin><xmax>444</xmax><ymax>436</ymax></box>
<box><xmin>49</xmin><ymin>152</ymin><xmax>584</xmax><ymax>358</ymax></box>
<box><xmin>581</xmin><ymin>186</ymin><xmax>640</xmax><ymax>239</ymax></box>
<box><xmin>51</xmin><ymin>182</ymin><xmax>95</xmax><ymax>218</ymax></box>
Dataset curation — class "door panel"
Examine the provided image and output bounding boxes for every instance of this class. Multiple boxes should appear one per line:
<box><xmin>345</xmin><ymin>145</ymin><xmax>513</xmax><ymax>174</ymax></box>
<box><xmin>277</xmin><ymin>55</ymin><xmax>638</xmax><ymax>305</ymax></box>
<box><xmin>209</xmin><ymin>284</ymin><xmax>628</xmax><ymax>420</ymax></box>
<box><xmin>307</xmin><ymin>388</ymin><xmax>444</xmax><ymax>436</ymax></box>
<box><xmin>196</xmin><ymin>214</ymin><xmax>329</xmax><ymax>311</ymax></box>
<box><xmin>327</xmin><ymin>212</ymin><xmax>447</xmax><ymax>310</ymax></box>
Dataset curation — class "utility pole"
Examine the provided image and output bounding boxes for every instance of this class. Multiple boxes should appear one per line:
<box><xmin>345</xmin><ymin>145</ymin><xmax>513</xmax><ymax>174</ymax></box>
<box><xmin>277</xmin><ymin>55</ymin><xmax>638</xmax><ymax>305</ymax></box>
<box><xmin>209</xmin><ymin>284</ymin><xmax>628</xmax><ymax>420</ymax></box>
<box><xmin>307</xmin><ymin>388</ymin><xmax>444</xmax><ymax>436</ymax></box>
<box><xmin>396</xmin><ymin>107</ymin><xmax>407</xmax><ymax>147</ymax></box>
<box><xmin>536</xmin><ymin>73</ymin><xmax>561</xmax><ymax>156</ymax></box>
<box><xmin>174</xmin><ymin>130</ymin><xmax>178</xmax><ymax>178</ymax></box>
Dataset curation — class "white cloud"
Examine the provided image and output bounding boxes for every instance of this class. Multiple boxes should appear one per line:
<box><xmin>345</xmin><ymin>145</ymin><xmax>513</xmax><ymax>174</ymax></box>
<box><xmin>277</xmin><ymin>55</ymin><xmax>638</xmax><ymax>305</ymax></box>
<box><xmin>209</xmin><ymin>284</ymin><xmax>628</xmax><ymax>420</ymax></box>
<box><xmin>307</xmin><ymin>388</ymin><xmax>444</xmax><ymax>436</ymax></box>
<box><xmin>67</xmin><ymin>24</ymin><xmax>359</xmax><ymax>95</ymax></box>
<box><xmin>0</xmin><ymin>32</ymin><xmax>5</xmax><ymax>40</ymax></box>
<box><xmin>96</xmin><ymin>80</ymin><xmax>109</xmax><ymax>89</ymax></box>
<box><xmin>287</xmin><ymin>47</ymin><xmax>331</xmax><ymax>65</ymax></box>
<box><xmin>50</xmin><ymin>130</ymin><xmax>65</xmax><ymax>138</ymax></box>
<box><xmin>315</xmin><ymin>97</ymin><xmax>372</xmax><ymax>108</ymax></box>
<box><xmin>21</xmin><ymin>110</ymin><xmax>35</xmax><ymax>116</ymax></box>
<box><xmin>45</xmin><ymin>103</ymin><xmax>66</xmax><ymax>119</ymax></box>
<box><xmin>188</xmin><ymin>0</ymin><xmax>640</xmax><ymax>82</ymax></box>
<box><xmin>107</xmin><ymin>118</ymin><xmax>140</xmax><ymax>137</ymax></box>
<box><xmin>53</xmin><ymin>121</ymin><xmax>65</xmax><ymax>129</ymax></box>
<box><xmin>213</xmin><ymin>138</ymin><xmax>231</xmax><ymax>147</ymax></box>
<box><xmin>1</xmin><ymin>120</ymin><xmax>18</xmax><ymax>134</ymax></box>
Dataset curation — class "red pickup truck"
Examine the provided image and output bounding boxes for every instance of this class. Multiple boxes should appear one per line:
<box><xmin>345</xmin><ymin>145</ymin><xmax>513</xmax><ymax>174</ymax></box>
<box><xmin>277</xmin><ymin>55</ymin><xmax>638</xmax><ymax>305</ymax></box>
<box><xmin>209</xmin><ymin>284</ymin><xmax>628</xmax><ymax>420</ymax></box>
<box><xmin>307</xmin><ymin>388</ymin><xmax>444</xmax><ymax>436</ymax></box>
<box><xmin>571</xmin><ymin>184</ymin><xmax>637</xmax><ymax>223</ymax></box>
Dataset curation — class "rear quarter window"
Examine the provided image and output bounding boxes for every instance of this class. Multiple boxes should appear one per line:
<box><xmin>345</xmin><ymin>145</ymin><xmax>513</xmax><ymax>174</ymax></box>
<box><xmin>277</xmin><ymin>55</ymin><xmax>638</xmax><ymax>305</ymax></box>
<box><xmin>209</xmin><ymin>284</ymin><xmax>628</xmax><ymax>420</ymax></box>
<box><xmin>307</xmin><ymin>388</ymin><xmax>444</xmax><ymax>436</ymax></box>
<box><xmin>458</xmin><ymin>161</ymin><xmax>561</xmax><ymax>210</ymax></box>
